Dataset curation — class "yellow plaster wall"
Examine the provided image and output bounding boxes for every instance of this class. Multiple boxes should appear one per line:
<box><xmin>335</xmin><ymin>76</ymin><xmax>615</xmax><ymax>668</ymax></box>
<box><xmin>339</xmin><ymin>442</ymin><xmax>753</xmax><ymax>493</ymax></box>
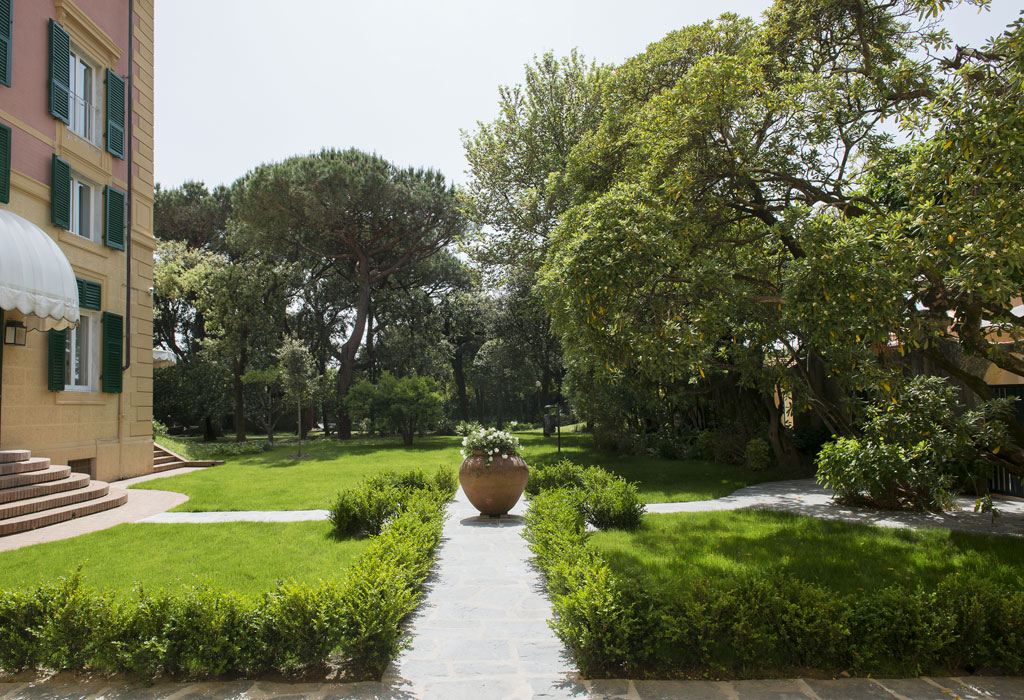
<box><xmin>0</xmin><ymin>0</ymin><xmax>156</xmax><ymax>482</ymax></box>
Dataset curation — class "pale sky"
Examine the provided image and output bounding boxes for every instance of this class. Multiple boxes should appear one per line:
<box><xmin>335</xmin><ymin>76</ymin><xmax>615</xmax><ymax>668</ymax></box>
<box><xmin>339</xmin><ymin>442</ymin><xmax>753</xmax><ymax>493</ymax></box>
<box><xmin>153</xmin><ymin>1</ymin><xmax>1021</xmax><ymax>191</ymax></box>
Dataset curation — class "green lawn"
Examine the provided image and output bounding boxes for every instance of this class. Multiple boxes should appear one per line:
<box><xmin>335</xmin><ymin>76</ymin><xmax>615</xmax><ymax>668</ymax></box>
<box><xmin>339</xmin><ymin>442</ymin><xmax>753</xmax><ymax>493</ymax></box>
<box><xmin>518</xmin><ymin>431</ymin><xmax>797</xmax><ymax>503</ymax></box>
<box><xmin>138</xmin><ymin>435</ymin><xmax>462</xmax><ymax>511</ymax></box>
<box><xmin>138</xmin><ymin>431</ymin><xmax>793</xmax><ymax>511</ymax></box>
<box><xmin>0</xmin><ymin>521</ymin><xmax>367</xmax><ymax>596</ymax></box>
<box><xmin>591</xmin><ymin>509</ymin><xmax>1024</xmax><ymax>597</ymax></box>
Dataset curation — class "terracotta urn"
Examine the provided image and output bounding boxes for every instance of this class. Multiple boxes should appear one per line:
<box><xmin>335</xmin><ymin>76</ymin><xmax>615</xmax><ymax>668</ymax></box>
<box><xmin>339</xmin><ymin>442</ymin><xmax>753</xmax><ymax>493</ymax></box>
<box><xmin>459</xmin><ymin>450</ymin><xmax>529</xmax><ymax>516</ymax></box>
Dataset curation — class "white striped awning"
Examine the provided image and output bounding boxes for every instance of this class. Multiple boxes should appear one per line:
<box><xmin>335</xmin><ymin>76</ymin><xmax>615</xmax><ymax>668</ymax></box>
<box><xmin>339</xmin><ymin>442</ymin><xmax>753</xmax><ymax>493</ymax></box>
<box><xmin>0</xmin><ymin>209</ymin><xmax>79</xmax><ymax>330</ymax></box>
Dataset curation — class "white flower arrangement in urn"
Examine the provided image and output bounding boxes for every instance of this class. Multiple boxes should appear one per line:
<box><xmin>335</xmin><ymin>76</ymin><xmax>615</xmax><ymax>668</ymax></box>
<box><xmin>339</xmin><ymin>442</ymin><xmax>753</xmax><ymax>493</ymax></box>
<box><xmin>460</xmin><ymin>427</ymin><xmax>522</xmax><ymax>465</ymax></box>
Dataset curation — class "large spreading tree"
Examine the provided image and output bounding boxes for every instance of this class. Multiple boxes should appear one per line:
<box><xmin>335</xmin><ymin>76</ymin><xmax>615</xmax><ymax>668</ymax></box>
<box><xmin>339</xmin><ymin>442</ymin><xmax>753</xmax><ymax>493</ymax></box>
<box><xmin>233</xmin><ymin>149</ymin><xmax>469</xmax><ymax>438</ymax></box>
<box><xmin>539</xmin><ymin>0</ymin><xmax>1006</xmax><ymax>468</ymax></box>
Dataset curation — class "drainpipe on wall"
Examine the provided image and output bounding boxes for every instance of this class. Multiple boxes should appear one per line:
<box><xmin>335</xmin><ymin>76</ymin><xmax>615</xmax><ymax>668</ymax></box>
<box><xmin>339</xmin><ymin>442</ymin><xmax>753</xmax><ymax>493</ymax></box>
<box><xmin>117</xmin><ymin>0</ymin><xmax>135</xmax><ymax>478</ymax></box>
<box><xmin>123</xmin><ymin>0</ymin><xmax>133</xmax><ymax>375</ymax></box>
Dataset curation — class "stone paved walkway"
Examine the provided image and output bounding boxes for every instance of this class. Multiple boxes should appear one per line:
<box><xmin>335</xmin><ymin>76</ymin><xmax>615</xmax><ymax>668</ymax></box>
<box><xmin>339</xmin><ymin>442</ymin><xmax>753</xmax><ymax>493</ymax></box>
<box><xmin>380</xmin><ymin>489</ymin><xmax>581</xmax><ymax>699</ymax></box>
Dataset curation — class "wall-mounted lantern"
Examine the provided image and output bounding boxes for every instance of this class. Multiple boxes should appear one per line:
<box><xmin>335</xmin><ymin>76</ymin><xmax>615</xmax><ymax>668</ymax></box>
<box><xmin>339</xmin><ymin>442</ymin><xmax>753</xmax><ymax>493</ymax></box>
<box><xmin>4</xmin><ymin>321</ymin><xmax>27</xmax><ymax>346</ymax></box>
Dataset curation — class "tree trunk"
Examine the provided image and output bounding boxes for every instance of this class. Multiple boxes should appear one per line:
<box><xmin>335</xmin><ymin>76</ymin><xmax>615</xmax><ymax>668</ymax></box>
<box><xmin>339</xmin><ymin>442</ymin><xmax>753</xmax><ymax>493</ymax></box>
<box><xmin>366</xmin><ymin>302</ymin><xmax>377</xmax><ymax>383</ymax></box>
<box><xmin>335</xmin><ymin>268</ymin><xmax>373</xmax><ymax>440</ymax></box>
<box><xmin>302</xmin><ymin>403</ymin><xmax>313</xmax><ymax>439</ymax></box>
<box><xmin>232</xmin><ymin>354</ymin><xmax>247</xmax><ymax>442</ymax></box>
<box><xmin>203</xmin><ymin>415</ymin><xmax>217</xmax><ymax>442</ymax></box>
<box><xmin>540</xmin><ymin>367</ymin><xmax>551</xmax><ymax>435</ymax></box>
<box><xmin>763</xmin><ymin>391</ymin><xmax>804</xmax><ymax>473</ymax></box>
<box><xmin>402</xmin><ymin>429</ymin><xmax>414</xmax><ymax>445</ymax></box>
<box><xmin>296</xmin><ymin>397</ymin><xmax>303</xmax><ymax>457</ymax></box>
<box><xmin>453</xmin><ymin>348</ymin><xmax>469</xmax><ymax>422</ymax></box>
<box><xmin>496</xmin><ymin>391</ymin><xmax>505</xmax><ymax>430</ymax></box>
<box><xmin>476</xmin><ymin>387</ymin><xmax>485</xmax><ymax>424</ymax></box>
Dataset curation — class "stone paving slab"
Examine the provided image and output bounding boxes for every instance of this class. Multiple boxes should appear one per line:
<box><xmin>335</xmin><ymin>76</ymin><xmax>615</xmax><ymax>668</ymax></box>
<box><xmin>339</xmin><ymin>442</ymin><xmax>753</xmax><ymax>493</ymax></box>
<box><xmin>140</xmin><ymin>510</ymin><xmax>330</xmax><ymax>524</ymax></box>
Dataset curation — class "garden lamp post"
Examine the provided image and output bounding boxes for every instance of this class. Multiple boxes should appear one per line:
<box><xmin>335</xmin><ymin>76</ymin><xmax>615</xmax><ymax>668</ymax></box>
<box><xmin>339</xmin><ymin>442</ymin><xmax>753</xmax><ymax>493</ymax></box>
<box><xmin>544</xmin><ymin>404</ymin><xmax>561</xmax><ymax>454</ymax></box>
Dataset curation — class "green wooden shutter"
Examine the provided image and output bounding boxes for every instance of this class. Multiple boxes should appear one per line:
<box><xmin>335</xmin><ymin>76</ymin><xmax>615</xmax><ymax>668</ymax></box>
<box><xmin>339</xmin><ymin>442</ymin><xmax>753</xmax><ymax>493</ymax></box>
<box><xmin>51</xmin><ymin>154</ymin><xmax>71</xmax><ymax>229</ymax></box>
<box><xmin>104</xmin><ymin>185</ymin><xmax>125</xmax><ymax>250</ymax></box>
<box><xmin>48</xmin><ymin>19</ymin><xmax>70</xmax><ymax>124</ymax></box>
<box><xmin>76</xmin><ymin>278</ymin><xmax>101</xmax><ymax>311</ymax></box>
<box><xmin>101</xmin><ymin>312</ymin><xmax>122</xmax><ymax>393</ymax></box>
<box><xmin>0</xmin><ymin>122</ymin><xmax>10</xmax><ymax>204</ymax></box>
<box><xmin>47</xmin><ymin>328</ymin><xmax>67</xmax><ymax>391</ymax></box>
<box><xmin>0</xmin><ymin>0</ymin><xmax>11</xmax><ymax>87</ymax></box>
<box><xmin>105</xmin><ymin>69</ymin><xmax>125</xmax><ymax>159</ymax></box>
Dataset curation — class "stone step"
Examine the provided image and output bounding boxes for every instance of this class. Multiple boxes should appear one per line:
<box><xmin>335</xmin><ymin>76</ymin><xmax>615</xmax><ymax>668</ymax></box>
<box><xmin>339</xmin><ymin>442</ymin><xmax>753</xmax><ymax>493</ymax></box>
<box><xmin>0</xmin><ymin>457</ymin><xmax>51</xmax><ymax>476</ymax></box>
<box><xmin>0</xmin><ymin>449</ymin><xmax>31</xmax><ymax>463</ymax></box>
<box><xmin>0</xmin><ymin>480</ymin><xmax>109</xmax><ymax>521</ymax></box>
<box><xmin>0</xmin><ymin>489</ymin><xmax>127</xmax><ymax>537</ymax></box>
<box><xmin>152</xmin><ymin>461</ymin><xmax>185</xmax><ymax>473</ymax></box>
<box><xmin>154</xmin><ymin>454</ymin><xmax>178</xmax><ymax>465</ymax></box>
<box><xmin>0</xmin><ymin>473</ymin><xmax>91</xmax><ymax>504</ymax></box>
<box><xmin>0</xmin><ymin>464</ymin><xmax>71</xmax><ymax>491</ymax></box>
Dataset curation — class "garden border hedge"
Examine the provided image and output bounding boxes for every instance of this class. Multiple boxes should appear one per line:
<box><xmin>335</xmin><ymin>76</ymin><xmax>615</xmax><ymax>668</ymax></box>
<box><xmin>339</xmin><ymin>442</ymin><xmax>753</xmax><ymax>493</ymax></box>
<box><xmin>0</xmin><ymin>491</ymin><xmax>447</xmax><ymax>680</ymax></box>
<box><xmin>524</xmin><ymin>488</ymin><xmax>1024</xmax><ymax>679</ymax></box>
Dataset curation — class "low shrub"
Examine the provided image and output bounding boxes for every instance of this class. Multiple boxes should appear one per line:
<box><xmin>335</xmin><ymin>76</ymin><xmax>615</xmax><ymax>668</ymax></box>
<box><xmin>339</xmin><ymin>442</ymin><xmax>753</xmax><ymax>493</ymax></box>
<box><xmin>816</xmin><ymin>376</ymin><xmax>1011</xmax><ymax>511</ymax></box>
<box><xmin>525</xmin><ymin>458</ymin><xmax>586</xmax><ymax>497</ymax></box>
<box><xmin>579</xmin><ymin>469</ymin><xmax>645</xmax><ymax>531</ymax></box>
<box><xmin>743</xmin><ymin>437</ymin><xmax>773</xmax><ymax>472</ymax></box>
<box><xmin>328</xmin><ymin>467</ymin><xmax>456</xmax><ymax>537</ymax></box>
<box><xmin>0</xmin><ymin>494</ymin><xmax>447</xmax><ymax>680</ymax></box>
<box><xmin>523</xmin><ymin>489</ymin><xmax>1024</xmax><ymax>679</ymax></box>
<box><xmin>525</xmin><ymin>460</ymin><xmax>645</xmax><ymax>531</ymax></box>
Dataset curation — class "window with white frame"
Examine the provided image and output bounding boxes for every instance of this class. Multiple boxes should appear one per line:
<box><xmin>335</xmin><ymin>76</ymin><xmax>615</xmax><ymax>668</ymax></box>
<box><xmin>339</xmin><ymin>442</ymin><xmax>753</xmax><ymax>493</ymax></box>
<box><xmin>64</xmin><ymin>312</ymin><xmax>96</xmax><ymax>391</ymax></box>
<box><xmin>69</xmin><ymin>172</ymin><xmax>99</xmax><ymax>241</ymax></box>
<box><xmin>67</xmin><ymin>47</ymin><xmax>98</xmax><ymax>144</ymax></box>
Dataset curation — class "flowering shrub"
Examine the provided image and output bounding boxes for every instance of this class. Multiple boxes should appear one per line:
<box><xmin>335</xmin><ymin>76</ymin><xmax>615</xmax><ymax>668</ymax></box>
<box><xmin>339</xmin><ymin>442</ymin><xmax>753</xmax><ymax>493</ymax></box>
<box><xmin>461</xmin><ymin>428</ymin><xmax>521</xmax><ymax>463</ymax></box>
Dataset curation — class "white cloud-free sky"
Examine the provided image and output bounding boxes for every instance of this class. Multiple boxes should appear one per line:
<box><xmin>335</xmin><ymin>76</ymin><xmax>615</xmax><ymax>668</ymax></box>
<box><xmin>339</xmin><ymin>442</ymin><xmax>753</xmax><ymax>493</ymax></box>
<box><xmin>153</xmin><ymin>1</ymin><xmax>1020</xmax><ymax>191</ymax></box>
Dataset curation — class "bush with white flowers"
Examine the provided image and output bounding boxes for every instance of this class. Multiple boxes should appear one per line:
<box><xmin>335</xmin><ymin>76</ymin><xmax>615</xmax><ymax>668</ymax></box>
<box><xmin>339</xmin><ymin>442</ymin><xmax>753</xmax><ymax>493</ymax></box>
<box><xmin>461</xmin><ymin>427</ymin><xmax>521</xmax><ymax>464</ymax></box>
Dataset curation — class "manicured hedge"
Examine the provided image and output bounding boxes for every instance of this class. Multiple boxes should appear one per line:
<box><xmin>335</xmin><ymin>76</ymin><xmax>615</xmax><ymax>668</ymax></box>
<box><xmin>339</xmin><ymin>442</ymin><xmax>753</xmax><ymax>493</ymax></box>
<box><xmin>328</xmin><ymin>466</ymin><xmax>457</xmax><ymax>537</ymax></box>
<box><xmin>524</xmin><ymin>488</ymin><xmax>1024</xmax><ymax>678</ymax></box>
<box><xmin>0</xmin><ymin>492</ymin><xmax>447</xmax><ymax>680</ymax></box>
<box><xmin>526</xmin><ymin>459</ymin><xmax>645</xmax><ymax>530</ymax></box>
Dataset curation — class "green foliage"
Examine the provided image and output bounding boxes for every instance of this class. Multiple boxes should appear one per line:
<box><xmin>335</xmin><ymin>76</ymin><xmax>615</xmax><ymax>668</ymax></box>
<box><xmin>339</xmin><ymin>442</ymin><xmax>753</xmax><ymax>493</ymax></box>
<box><xmin>328</xmin><ymin>467</ymin><xmax>456</xmax><ymax>538</ymax></box>
<box><xmin>153</xmin><ymin>350</ymin><xmax>232</xmax><ymax>440</ymax></box>
<box><xmin>744</xmin><ymin>438</ymin><xmax>773</xmax><ymax>472</ymax></box>
<box><xmin>0</xmin><ymin>497</ymin><xmax>447</xmax><ymax>679</ymax></box>
<box><xmin>345</xmin><ymin>372</ymin><xmax>444</xmax><ymax>445</ymax></box>
<box><xmin>455</xmin><ymin>420</ymin><xmax>483</xmax><ymax>436</ymax></box>
<box><xmin>816</xmin><ymin>376</ymin><xmax>1011</xmax><ymax>510</ymax></box>
<box><xmin>524</xmin><ymin>458</ymin><xmax>587</xmax><ymax>496</ymax></box>
<box><xmin>579</xmin><ymin>470</ymin><xmax>645</xmax><ymax>531</ymax></box>
<box><xmin>524</xmin><ymin>459</ymin><xmax>645</xmax><ymax>530</ymax></box>
<box><xmin>233</xmin><ymin>148</ymin><xmax>469</xmax><ymax>438</ymax></box>
<box><xmin>695</xmin><ymin>429</ymin><xmax>746</xmax><ymax>466</ymax></box>
<box><xmin>525</xmin><ymin>494</ymin><xmax>1024</xmax><ymax>678</ymax></box>
<box><xmin>461</xmin><ymin>50</ymin><xmax>607</xmax><ymax>278</ymax></box>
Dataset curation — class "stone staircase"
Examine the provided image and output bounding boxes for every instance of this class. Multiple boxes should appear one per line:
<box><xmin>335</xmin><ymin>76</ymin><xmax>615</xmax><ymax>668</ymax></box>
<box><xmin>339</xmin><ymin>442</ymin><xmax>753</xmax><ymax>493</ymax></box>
<box><xmin>0</xmin><ymin>449</ymin><xmax>127</xmax><ymax>537</ymax></box>
<box><xmin>152</xmin><ymin>443</ymin><xmax>222</xmax><ymax>472</ymax></box>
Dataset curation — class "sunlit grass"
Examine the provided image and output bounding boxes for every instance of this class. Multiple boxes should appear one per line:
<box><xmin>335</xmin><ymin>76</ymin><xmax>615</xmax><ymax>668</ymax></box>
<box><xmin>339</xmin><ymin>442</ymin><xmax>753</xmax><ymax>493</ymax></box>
<box><xmin>137</xmin><ymin>431</ymin><xmax>794</xmax><ymax>511</ymax></box>
<box><xmin>591</xmin><ymin>510</ymin><xmax>1024</xmax><ymax>597</ymax></box>
<box><xmin>0</xmin><ymin>520</ymin><xmax>367</xmax><ymax>596</ymax></box>
<box><xmin>136</xmin><ymin>435</ymin><xmax>461</xmax><ymax>511</ymax></box>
